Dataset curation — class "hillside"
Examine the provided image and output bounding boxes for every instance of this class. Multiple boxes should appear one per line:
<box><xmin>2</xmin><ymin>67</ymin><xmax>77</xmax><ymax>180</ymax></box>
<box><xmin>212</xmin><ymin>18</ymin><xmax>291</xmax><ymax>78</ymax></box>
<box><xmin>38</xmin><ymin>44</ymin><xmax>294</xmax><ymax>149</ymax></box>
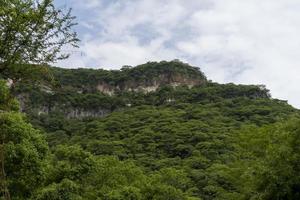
<box><xmin>2</xmin><ymin>60</ymin><xmax>300</xmax><ymax>200</ymax></box>
<box><xmin>14</xmin><ymin>60</ymin><xmax>274</xmax><ymax>119</ymax></box>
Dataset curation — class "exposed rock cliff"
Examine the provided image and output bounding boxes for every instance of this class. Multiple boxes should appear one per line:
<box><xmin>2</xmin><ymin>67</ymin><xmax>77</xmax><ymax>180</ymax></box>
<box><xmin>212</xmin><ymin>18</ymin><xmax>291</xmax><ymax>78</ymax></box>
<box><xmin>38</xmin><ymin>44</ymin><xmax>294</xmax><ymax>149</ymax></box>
<box><xmin>14</xmin><ymin>60</ymin><xmax>207</xmax><ymax>118</ymax></box>
<box><xmin>95</xmin><ymin>72</ymin><xmax>204</xmax><ymax>95</ymax></box>
<box><xmin>13</xmin><ymin>60</ymin><xmax>271</xmax><ymax>119</ymax></box>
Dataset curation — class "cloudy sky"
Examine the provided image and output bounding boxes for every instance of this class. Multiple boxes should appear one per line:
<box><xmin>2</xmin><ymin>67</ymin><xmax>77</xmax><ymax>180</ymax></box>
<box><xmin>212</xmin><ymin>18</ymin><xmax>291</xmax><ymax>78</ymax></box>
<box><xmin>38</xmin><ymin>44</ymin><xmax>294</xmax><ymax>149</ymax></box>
<box><xmin>54</xmin><ymin>0</ymin><xmax>300</xmax><ymax>108</ymax></box>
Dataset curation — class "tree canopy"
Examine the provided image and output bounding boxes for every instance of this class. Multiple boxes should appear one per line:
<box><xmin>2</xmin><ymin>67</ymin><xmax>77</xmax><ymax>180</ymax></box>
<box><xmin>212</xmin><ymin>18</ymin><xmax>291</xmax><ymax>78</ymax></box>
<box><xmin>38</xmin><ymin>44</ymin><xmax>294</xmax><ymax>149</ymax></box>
<box><xmin>0</xmin><ymin>2</ymin><xmax>299</xmax><ymax>197</ymax></box>
<box><xmin>0</xmin><ymin>0</ymin><xmax>79</xmax><ymax>76</ymax></box>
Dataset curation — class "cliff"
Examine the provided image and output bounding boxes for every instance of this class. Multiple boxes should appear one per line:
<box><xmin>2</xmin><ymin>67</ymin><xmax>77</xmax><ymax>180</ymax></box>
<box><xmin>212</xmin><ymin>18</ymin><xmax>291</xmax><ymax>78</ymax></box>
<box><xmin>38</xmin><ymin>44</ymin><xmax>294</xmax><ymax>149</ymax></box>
<box><xmin>49</xmin><ymin>60</ymin><xmax>206</xmax><ymax>94</ymax></box>
<box><xmin>13</xmin><ymin>60</ymin><xmax>272</xmax><ymax>118</ymax></box>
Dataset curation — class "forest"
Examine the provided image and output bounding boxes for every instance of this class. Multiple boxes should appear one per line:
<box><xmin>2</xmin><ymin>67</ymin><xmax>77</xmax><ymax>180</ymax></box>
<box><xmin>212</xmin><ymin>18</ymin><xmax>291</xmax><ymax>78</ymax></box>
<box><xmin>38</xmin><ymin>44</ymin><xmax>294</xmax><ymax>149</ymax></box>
<box><xmin>1</xmin><ymin>1</ymin><xmax>300</xmax><ymax>199</ymax></box>
<box><xmin>1</xmin><ymin>61</ymin><xmax>300</xmax><ymax>200</ymax></box>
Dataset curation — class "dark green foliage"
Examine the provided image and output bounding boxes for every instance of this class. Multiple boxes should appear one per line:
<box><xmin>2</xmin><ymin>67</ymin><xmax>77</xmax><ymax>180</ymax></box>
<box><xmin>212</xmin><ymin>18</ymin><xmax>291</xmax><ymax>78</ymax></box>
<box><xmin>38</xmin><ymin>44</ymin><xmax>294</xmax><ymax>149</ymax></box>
<box><xmin>0</xmin><ymin>81</ymin><xmax>49</xmax><ymax>199</ymax></box>
<box><xmin>12</xmin><ymin>61</ymin><xmax>209</xmax><ymax>115</ymax></box>
<box><xmin>33</xmin><ymin>145</ymin><xmax>197</xmax><ymax>200</ymax></box>
<box><xmin>0</xmin><ymin>80</ymin><xmax>19</xmax><ymax>111</ymax></box>
<box><xmin>49</xmin><ymin>60</ymin><xmax>206</xmax><ymax>89</ymax></box>
<box><xmin>227</xmin><ymin>119</ymin><xmax>300</xmax><ymax>200</ymax></box>
<box><xmin>36</xmin><ymin>97</ymin><xmax>296</xmax><ymax>199</ymax></box>
<box><xmin>2</xmin><ymin>61</ymin><xmax>300</xmax><ymax>199</ymax></box>
<box><xmin>0</xmin><ymin>0</ymin><xmax>79</xmax><ymax>73</ymax></box>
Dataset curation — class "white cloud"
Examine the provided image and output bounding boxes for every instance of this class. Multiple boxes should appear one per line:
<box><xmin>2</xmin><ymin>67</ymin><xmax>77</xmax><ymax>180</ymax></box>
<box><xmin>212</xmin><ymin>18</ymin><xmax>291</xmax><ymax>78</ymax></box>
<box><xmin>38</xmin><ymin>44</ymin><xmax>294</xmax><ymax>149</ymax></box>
<box><xmin>56</xmin><ymin>0</ymin><xmax>300</xmax><ymax>108</ymax></box>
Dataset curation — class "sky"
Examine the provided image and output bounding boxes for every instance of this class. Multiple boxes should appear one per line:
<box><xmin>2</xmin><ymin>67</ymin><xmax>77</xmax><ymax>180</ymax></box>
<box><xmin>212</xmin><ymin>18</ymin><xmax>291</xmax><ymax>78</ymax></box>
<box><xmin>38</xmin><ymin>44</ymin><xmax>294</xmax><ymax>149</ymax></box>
<box><xmin>54</xmin><ymin>0</ymin><xmax>300</xmax><ymax>108</ymax></box>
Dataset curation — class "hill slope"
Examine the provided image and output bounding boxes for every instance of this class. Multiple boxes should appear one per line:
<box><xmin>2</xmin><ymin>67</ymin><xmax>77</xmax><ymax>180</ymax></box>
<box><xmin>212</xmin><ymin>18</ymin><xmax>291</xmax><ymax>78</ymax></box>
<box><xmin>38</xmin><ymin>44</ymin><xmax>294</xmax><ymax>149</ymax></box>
<box><xmin>7</xmin><ymin>60</ymin><xmax>300</xmax><ymax>199</ymax></box>
<box><xmin>14</xmin><ymin>60</ymin><xmax>275</xmax><ymax>119</ymax></box>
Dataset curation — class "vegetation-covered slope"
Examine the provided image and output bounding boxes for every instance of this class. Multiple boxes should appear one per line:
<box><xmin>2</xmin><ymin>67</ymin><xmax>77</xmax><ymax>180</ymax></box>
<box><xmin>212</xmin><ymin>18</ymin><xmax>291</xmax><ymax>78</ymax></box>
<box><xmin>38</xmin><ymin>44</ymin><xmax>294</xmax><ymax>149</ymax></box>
<box><xmin>14</xmin><ymin>60</ymin><xmax>271</xmax><ymax>118</ymax></box>
<box><xmin>2</xmin><ymin>61</ymin><xmax>300</xmax><ymax>199</ymax></box>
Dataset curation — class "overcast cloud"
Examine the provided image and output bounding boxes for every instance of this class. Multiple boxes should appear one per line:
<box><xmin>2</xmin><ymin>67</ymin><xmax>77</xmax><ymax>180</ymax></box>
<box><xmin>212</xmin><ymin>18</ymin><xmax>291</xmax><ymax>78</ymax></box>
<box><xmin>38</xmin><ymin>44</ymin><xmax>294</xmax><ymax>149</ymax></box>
<box><xmin>54</xmin><ymin>0</ymin><xmax>300</xmax><ymax>108</ymax></box>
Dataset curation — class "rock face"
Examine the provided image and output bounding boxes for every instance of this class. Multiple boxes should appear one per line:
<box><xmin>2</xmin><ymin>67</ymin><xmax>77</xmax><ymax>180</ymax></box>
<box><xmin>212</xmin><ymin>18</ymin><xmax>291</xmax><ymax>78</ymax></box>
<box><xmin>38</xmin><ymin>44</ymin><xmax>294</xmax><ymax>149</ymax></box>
<box><xmin>14</xmin><ymin>61</ymin><xmax>272</xmax><ymax>120</ymax></box>
<box><xmin>23</xmin><ymin>103</ymin><xmax>110</xmax><ymax>119</ymax></box>
<box><xmin>15</xmin><ymin>60</ymin><xmax>208</xmax><ymax>118</ymax></box>
<box><xmin>95</xmin><ymin>73</ymin><xmax>204</xmax><ymax>95</ymax></box>
<box><xmin>96</xmin><ymin>83</ymin><xmax>115</xmax><ymax>95</ymax></box>
<box><xmin>65</xmin><ymin>108</ymin><xmax>110</xmax><ymax>119</ymax></box>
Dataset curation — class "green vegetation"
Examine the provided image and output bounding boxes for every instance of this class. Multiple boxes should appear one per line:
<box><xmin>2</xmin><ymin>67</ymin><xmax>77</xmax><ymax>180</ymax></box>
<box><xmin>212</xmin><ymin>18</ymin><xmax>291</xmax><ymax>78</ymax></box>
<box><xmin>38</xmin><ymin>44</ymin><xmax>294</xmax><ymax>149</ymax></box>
<box><xmin>1</xmin><ymin>1</ymin><xmax>78</xmax><ymax>197</ymax></box>
<box><xmin>0</xmin><ymin>0</ymin><xmax>79</xmax><ymax>75</ymax></box>
<box><xmin>1</xmin><ymin>1</ymin><xmax>299</xmax><ymax>199</ymax></box>
<box><xmin>1</xmin><ymin>61</ymin><xmax>300</xmax><ymax>199</ymax></box>
<box><xmin>49</xmin><ymin>60</ymin><xmax>206</xmax><ymax>88</ymax></box>
<box><xmin>13</xmin><ymin>61</ymin><xmax>271</xmax><ymax>117</ymax></box>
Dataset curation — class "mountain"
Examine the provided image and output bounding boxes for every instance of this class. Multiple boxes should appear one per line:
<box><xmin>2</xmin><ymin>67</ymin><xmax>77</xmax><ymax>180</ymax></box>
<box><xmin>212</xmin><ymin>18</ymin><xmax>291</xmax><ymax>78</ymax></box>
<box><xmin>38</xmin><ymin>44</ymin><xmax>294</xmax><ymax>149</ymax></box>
<box><xmin>3</xmin><ymin>60</ymin><xmax>300</xmax><ymax>200</ymax></box>
<box><xmin>14</xmin><ymin>60</ymin><xmax>275</xmax><ymax>119</ymax></box>
<box><xmin>14</xmin><ymin>60</ymin><xmax>206</xmax><ymax>118</ymax></box>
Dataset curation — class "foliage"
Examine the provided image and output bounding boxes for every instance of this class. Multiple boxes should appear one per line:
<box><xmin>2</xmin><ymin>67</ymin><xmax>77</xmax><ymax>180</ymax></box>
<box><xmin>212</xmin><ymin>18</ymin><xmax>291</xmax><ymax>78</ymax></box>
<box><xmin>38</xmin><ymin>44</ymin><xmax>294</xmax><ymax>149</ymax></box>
<box><xmin>0</xmin><ymin>79</ymin><xmax>19</xmax><ymax>111</ymax></box>
<box><xmin>0</xmin><ymin>81</ymin><xmax>49</xmax><ymax>199</ymax></box>
<box><xmin>0</xmin><ymin>0</ymin><xmax>79</xmax><ymax>76</ymax></box>
<box><xmin>48</xmin><ymin>60</ymin><xmax>206</xmax><ymax>89</ymax></box>
<box><xmin>1</xmin><ymin>61</ymin><xmax>300</xmax><ymax>199</ymax></box>
<box><xmin>226</xmin><ymin>119</ymin><xmax>300</xmax><ymax>200</ymax></box>
<box><xmin>13</xmin><ymin>61</ymin><xmax>275</xmax><ymax>118</ymax></box>
<box><xmin>32</xmin><ymin>145</ymin><xmax>197</xmax><ymax>200</ymax></box>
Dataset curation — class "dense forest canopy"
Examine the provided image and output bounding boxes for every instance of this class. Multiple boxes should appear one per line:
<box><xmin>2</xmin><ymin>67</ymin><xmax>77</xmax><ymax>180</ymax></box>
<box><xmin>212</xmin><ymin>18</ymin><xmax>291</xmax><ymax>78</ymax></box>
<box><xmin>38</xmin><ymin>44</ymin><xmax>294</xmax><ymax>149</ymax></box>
<box><xmin>0</xmin><ymin>0</ymin><xmax>79</xmax><ymax>75</ymax></box>
<box><xmin>1</xmin><ymin>1</ymin><xmax>299</xmax><ymax>199</ymax></box>
<box><xmin>0</xmin><ymin>60</ymin><xmax>299</xmax><ymax>199</ymax></box>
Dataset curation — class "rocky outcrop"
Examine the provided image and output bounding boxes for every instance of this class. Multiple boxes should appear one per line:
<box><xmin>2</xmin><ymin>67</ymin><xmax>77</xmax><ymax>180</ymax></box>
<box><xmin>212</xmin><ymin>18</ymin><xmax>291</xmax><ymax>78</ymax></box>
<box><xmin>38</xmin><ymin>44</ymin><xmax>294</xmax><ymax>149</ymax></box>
<box><xmin>24</xmin><ymin>105</ymin><xmax>110</xmax><ymax>119</ymax></box>
<box><xmin>95</xmin><ymin>73</ymin><xmax>205</xmax><ymax>95</ymax></box>
<box><xmin>15</xmin><ymin>61</ymin><xmax>208</xmax><ymax>119</ymax></box>
<box><xmin>65</xmin><ymin>108</ymin><xmax>110</xmax><ymax>118</ymax></box>
<box><xmin>96</xmin><ymin>82</ymin><xmax>115</xmax><ymax>95</ymax></box>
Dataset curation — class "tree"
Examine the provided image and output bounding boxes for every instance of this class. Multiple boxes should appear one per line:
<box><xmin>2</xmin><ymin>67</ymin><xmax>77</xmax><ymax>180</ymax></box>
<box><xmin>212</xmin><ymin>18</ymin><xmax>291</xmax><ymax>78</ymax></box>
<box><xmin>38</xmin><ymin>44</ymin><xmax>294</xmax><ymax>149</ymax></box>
<box><xmin>0</xmin><ymin>0</ymin><xmax>79</xmax><ymax>75</ymax></box>
<box><xmin>0</xmin><ymin>111</ymin><xmax>49</xmax><ymax>199</ymax></box>
<box><xmin>0</xmin><ymin>81</ymin><xmax>50</xmax><ymax>200</ymax></box>
<box><xmin>217</xmin><ymin>119</ymin><xmax>300</xmax><ymax>200</ymax></box>
<box><xmin>0</xmin><ymin>80</ymin><xmax>19</xmax><ymax>200</ymax></box>
<box><xmin>0</xmin><ymin>1</ymin><xmax>78</xmax><ymax>196</ymax></box>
